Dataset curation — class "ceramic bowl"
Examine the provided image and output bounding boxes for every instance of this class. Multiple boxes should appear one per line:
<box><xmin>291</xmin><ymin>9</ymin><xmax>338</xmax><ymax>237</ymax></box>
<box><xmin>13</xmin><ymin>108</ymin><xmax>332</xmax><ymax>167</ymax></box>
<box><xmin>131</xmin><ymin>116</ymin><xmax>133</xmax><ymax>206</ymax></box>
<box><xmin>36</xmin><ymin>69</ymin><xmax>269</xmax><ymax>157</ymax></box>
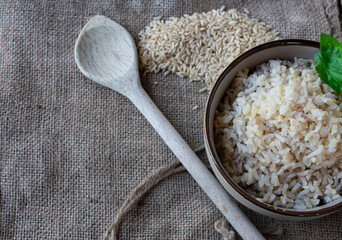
<box><xmin>204</xmin><ymin>39</ymin><xmax>342</xmax><ymax>220</ymax></box>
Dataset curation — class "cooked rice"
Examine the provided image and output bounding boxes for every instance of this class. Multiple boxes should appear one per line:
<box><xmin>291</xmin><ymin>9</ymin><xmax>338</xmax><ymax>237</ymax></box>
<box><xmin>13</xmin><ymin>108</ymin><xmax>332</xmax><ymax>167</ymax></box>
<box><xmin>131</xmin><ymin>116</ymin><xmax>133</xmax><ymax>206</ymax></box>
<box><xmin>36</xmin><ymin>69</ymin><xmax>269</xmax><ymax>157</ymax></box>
<box><xmin>214</xmin><ymin>58</ymin><xmax>342</xmax><ymax>209</ymax></box>
<box><xmin>137</xmin><ymin>6</ymin><xmax>280</xmax><ymax>91</ymax></box>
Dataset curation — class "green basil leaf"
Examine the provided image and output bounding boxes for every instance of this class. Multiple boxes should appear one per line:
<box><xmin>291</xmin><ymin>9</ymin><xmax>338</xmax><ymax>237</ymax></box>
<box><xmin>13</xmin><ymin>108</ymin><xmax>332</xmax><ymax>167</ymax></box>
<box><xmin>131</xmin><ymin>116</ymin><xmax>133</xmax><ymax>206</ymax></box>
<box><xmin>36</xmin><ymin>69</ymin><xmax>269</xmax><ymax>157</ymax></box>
<box><xmin>316</xmin><ymin>64</ymin><xmax>342</xmax><ymax>92</ymax></box>
<box><xmin>314</xmin><ymin>49</ymin><xmax>322</xmax><ymax>66</ymax></box>
<box><xmin>314</xmin><ymin>47</ymin><xmax>342</xmax><ymax>92</ymax></box>
<box><xmin>320</xmin><ymin>33</ymin><xmax>342</xmax><ymax>82</ymax></box>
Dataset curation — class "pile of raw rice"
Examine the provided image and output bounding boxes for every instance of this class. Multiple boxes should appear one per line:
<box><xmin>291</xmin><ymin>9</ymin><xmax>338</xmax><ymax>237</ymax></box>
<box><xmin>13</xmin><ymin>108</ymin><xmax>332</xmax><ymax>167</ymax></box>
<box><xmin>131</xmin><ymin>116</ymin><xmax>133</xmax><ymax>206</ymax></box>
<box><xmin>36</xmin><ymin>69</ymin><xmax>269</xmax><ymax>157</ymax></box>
<box><xmin>214</xmin><ymin>58</ymin><xmax>342</xmax><ymax>209</ymax></box>
<box><xmin>137</xmin><ymin>6</ymin><xmax>280</xmax><ymax>91</ymax></box>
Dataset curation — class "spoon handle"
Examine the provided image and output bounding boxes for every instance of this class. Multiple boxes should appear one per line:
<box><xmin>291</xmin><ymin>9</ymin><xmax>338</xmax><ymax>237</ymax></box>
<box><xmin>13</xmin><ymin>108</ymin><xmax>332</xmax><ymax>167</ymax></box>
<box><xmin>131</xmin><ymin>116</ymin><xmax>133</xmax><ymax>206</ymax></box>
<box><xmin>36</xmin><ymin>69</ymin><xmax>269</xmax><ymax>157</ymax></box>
<box><xmin>126</xmin><ymin>86</ymin><xmax>265</xmax><ymax>240</ymax></box>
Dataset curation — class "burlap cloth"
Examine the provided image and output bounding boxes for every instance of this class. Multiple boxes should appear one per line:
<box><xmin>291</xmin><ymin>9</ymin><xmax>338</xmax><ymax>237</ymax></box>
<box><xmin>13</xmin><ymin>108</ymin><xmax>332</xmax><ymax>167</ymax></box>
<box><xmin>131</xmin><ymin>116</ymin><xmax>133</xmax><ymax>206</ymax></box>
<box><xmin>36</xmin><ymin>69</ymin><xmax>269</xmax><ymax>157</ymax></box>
<box><xmin>1</xmin><ymin>0</ymin><xmax>341</xmax><ymax>239</ymax></box>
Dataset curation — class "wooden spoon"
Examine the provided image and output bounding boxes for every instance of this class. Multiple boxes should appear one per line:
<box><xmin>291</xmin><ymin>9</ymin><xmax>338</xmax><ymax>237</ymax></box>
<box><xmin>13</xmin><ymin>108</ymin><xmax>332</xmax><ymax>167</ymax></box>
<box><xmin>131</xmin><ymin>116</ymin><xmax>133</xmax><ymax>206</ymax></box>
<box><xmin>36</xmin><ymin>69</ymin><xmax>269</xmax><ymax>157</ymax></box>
<box><xmin>75</xmin><ymin>15</ymin><xmax>265</xmax><ymax>240</ymax></box>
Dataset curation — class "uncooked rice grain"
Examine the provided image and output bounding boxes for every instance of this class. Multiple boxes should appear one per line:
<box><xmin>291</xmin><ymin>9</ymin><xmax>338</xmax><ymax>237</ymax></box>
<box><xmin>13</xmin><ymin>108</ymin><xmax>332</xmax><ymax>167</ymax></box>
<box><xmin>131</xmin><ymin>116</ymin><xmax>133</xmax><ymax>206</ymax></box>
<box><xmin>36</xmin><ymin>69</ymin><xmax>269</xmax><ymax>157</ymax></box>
<box><xmin>214</xmin><ymin>58</ymin><xmax>342</xmax><ymax>209</ymax></box>
<box><xmin>137</xmin><ymin>6</ymin><xmax>280</xmax><ymax>91</ymax></box>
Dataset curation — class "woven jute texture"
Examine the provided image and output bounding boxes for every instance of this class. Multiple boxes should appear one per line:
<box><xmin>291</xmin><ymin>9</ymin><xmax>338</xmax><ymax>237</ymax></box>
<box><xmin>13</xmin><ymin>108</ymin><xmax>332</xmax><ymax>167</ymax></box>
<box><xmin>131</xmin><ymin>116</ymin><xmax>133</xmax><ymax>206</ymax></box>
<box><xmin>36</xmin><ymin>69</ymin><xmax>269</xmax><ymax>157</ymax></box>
<box><xmin>1</xmin><ymin>0</ymin><xmax>341</xmax><ymax>239</ymax></box>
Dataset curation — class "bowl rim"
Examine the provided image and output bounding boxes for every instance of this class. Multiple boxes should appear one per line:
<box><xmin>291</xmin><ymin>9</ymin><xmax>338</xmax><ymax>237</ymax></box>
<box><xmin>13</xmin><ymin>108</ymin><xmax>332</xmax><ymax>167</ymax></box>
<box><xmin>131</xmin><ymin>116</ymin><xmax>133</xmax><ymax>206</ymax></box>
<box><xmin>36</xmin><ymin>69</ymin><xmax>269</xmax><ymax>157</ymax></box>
<box><xmin>204</xmin><ymin>39</ymin><xmax>342</xmax><ymax>217</ymax></box>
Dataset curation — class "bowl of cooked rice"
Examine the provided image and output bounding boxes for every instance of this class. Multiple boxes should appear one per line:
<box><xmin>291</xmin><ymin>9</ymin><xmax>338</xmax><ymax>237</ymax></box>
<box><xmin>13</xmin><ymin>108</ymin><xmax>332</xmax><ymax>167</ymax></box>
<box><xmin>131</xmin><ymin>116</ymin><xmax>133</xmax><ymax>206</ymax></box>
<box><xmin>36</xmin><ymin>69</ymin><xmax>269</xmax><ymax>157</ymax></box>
<box><xmin>204</xmin><ymin>39</ymin><xmax>342</xmax><ymax>220</ymax></box>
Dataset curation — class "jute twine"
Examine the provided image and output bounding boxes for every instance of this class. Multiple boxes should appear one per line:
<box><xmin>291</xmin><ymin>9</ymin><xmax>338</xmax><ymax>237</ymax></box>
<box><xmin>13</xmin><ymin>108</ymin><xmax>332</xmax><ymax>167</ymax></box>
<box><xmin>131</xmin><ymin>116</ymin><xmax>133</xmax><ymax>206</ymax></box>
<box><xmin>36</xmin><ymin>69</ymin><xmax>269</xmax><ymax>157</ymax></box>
<box><xmin>103</xmin><ymin>145</ymin><xmax>284</xmax><ymax>240</ymax></box>
<box><xmin>103</xmin><ymin>158</ymin><xmax>186</xmax><ymax>240</ymax></box>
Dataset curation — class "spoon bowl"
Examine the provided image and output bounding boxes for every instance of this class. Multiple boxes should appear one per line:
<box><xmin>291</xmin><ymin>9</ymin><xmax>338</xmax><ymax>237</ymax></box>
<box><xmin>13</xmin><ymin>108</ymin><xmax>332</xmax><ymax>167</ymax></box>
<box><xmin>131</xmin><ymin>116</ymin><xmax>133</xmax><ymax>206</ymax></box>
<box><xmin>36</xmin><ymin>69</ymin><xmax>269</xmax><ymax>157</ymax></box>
<box><xmin>75</xmin><ymin>15</ymin><xmax>138</xmax><ymax>95</ymax></box>
<box><xmin>75</xmin><ymin>15</ymin><xmax>265</xmax><ymax>240</ymax></box>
